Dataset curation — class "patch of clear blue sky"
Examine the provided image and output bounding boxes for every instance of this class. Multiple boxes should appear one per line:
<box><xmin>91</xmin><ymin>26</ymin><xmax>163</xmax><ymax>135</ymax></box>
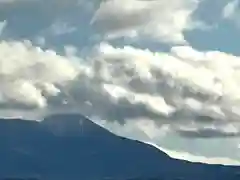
<box><xmin>0</xmin><ymin>0</ymin><xmax>239</xmax><ymax>56</ymax></box>
<box><xmin>0</xmin><ymin>0</ymin><xmax>99</xmax><ymax>54</ymax></box>
<box><xmin>186</xmin><ymin>0</ymin><xmax>240</xmax><ymax>56</ymax></box>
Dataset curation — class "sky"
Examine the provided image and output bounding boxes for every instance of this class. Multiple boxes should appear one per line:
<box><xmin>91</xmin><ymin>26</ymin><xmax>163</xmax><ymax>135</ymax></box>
<box><xmin>1</xmin><ymin>0</ymin><xmax>240</xmax><ymax>165</ymax></box>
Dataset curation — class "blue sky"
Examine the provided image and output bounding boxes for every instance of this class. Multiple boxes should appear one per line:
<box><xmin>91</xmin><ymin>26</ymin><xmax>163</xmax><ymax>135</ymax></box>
<box><xmin>1</xmin><ymin>0</ymin><xmax>240</xmax><ymax>165</ymax></box>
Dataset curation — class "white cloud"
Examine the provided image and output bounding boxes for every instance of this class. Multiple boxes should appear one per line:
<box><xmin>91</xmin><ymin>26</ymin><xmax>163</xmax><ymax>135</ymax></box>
<box><xmin>0</xmin><ymin>40</ymin><xmax>79</xmax><ymax>109</ymax></box>
<box><xmin>1</xmin><ymin>40</ymin><xmax>240</xmax><ymax>138</ymax></box>
<box><xmin>91</xmin><ymin>0</ymin><xmax>201</xmax><ymax>44</ymax></box>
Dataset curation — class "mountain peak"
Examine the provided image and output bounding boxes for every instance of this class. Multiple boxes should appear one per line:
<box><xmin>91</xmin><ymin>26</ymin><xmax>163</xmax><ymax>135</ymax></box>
<box><xmin>41</xmin><ymin>113</ymin><xmax>112</xmax><ymax>137</ymax></box>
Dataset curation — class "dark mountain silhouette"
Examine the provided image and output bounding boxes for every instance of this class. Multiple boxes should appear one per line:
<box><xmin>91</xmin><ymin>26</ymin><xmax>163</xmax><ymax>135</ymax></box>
<box><xmin>0</xmin><ymin>113</ymin><xmax>239</xmax><ymax>180</ymax></box>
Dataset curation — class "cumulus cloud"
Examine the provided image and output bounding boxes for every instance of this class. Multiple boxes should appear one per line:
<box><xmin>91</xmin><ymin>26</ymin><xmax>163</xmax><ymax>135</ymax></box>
<box><xmin>2</xmin><ymin>40</ymin><xmax>240</xmax><ymax>139</ymax></box>
<box><xmin>0</xmin><ymin>40</ymin><xmax>79</xmax><ymax>109</ymax></box>
<box><xmin>91</xmin><ymin>0</ymin><xmax>201</xmax><ymax>44</ymax></box>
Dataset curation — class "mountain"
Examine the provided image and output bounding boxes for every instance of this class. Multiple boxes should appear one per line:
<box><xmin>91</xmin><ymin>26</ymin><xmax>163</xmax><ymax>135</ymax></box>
<box><xmin>0</xmin><ymin>113</ymin><xmax>239</xmax><ymax>180</ymax></box>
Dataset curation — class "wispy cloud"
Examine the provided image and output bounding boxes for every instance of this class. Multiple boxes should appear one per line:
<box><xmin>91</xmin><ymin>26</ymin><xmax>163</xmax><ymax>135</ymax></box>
<box><xmin>222</xmin><ymin>0</ymin><xmax>240</xmax><ymax>27</ymax></box>
<box><xmin>0</xmin><ymin>20</ymin><xmax>7</xmax><ymax>36</ymax></box>
<box><xmin>223</xmin><ymin>0</ymin><xmax>239</xmax><ymax>19</ymax></box>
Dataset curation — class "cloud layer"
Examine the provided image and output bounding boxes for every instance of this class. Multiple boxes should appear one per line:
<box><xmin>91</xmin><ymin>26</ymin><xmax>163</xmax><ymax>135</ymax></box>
<box><xmin>1</xmin><ymin>40</ymin><xmax>240</xmax><ymax>140</ymax></box>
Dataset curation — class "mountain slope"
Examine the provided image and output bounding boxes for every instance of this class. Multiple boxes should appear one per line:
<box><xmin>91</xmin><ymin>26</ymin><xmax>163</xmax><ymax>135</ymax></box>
<box><xmin>0</xmin><ymin>113</ymin><xmax>239</xmax><ymax>180</ymax></box>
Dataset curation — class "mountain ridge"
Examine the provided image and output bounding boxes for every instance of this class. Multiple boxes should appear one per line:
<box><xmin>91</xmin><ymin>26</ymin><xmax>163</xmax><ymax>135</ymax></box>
<box><xmin>0</xmin><ymin>113</ymin><xmax>239</xmax><ymax>180</ymax></box>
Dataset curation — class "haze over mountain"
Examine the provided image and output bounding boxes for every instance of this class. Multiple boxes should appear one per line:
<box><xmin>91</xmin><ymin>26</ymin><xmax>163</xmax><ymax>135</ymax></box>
<box><xmin>0</xmin><ymin>113</ymin><xmax>239</xmax><ymax>180</ymax></box>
